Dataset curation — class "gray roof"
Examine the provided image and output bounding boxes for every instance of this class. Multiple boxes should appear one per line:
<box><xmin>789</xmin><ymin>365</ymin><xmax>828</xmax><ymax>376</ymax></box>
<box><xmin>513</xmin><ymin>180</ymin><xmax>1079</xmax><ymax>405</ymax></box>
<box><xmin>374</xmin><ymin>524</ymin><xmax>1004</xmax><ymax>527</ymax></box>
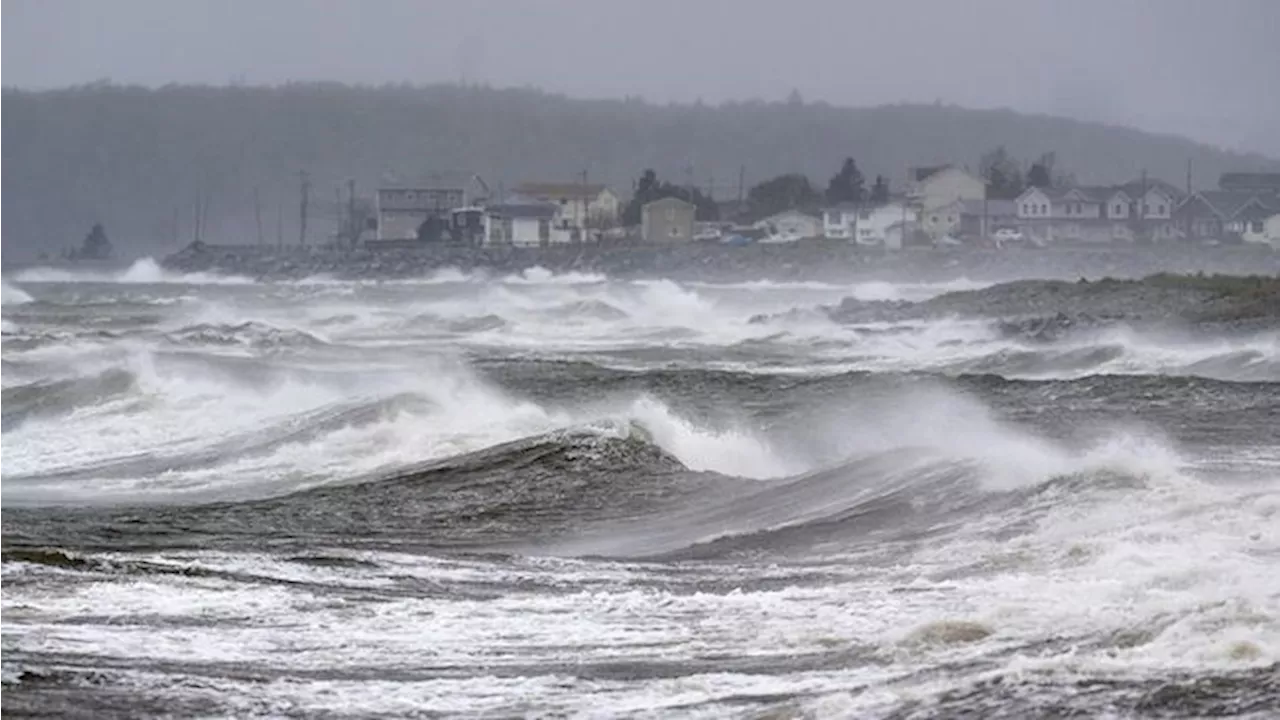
<box><xmin>643</xmin><ymin>196</ymin><xmax>696</xmax><ymax>209</ymax></box>
<box><xmin>1191</xmin><ymin>191</ymin><xmax>1272</xmax><ymax>219</ymax></box>
<box><xmin>960</xmin><ymin>199</ymin><xmax>1016</xmax><ymax>216</ymax></box>
<box><xmin>486</xmin><ymin>202</ymin><xmax>559</xmax><ymax>219</ymax></box>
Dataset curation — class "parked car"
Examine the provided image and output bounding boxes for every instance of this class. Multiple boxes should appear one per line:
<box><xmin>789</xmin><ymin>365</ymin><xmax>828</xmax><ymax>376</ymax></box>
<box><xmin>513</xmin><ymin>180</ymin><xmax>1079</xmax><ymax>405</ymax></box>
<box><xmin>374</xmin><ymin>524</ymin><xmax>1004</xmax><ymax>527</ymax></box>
<box><xmin>993</xmin><ymin>227</ymin><xmax>1024</xmax><ymax>242</ymax></box>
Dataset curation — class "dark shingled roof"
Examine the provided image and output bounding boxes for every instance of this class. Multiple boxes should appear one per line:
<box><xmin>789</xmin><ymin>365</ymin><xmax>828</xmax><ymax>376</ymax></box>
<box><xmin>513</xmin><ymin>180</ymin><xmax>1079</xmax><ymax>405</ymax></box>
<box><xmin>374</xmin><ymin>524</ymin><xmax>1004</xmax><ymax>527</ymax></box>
<box><xmin>1183</xmin><ymin>191</ymin><xmax>1271</xmax><ymax>220</ymax></box>
<box><xmin>485</xmin><ymin>203</ymin><xmax>559</xmax><ymax>219</ymax></box>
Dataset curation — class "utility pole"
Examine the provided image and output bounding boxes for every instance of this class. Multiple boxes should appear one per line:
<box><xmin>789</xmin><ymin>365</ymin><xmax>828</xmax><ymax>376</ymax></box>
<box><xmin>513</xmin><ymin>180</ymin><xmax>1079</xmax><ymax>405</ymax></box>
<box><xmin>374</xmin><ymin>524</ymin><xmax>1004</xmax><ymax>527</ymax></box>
<box><xmin>298</xmin><ymin>171</ymin><xmax>311</xmax><ymax>246</ymax></box>
<box><xmin>334</xmin><ymin>187</ymin><xmax>343</xmax><ymax>246</ymax></box>
<box><xmin>347</xmin><ymin>179</ymin><xmax>357</xmax><ymax>247</ymax></box>
<box><xmin>737</xmin><ymin>165</ymin><xmax>746</xmax><ymax>214</ymax></box>
<box><xmin>1185</xmin><ymin>158</ymin><xmax>1193</xmax><ymax>196</ymax></box>
<box><xmin>253</xmin><ymin>187</ymin><xmax>264</xmax><ymax>245</ymax></box>
<box><xmin>579</xmin><ymin>168</ymin><xmax>588</xmax><ymax>230</ymax></box>
<box><xmin>276</xmin><ymin>201</ymin><xmax>284</xmax><ymax>248</ymax></box>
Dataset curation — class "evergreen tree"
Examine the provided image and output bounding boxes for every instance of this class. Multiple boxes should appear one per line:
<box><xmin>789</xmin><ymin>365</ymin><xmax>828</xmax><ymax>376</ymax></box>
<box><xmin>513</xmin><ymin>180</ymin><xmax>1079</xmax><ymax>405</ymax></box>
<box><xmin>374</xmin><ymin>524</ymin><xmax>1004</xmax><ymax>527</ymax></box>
<box><xmin>747</xmin><ymin>173</ymin><xmax>820</xmax><ymax>217</ymax></box>
<box><xmin>622</xmin><ymin>169</ymin><xmax>719</xmax><ymax>225</ymax></box>
<box><xmin>1027</xmin><ymin>151</ymin><xmax>1056</xmax><ymax>188</ymax></box>
<box><xmin>78</xmin><ymin>223</ymin><xmax>113</xmax><ymax>260</ymax></box>
<box><xmin>869</xmin><ymin>175</ymin><xmax>890</xmax><ymax>203</ymax></box>
<box><xmin>824</xmin><ymin>157</ymin><xmax>866</xmax><ymax>205</ymax></box>
<box><xmin>980</xmin><ymin>145</ymin><xmax>1026</xmax><ymax>199</ymax></box>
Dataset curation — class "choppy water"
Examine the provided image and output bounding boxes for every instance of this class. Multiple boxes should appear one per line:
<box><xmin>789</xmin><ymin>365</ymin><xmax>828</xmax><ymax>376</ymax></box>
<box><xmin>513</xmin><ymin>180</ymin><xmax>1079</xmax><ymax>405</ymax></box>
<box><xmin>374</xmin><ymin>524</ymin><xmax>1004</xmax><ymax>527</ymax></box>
<box><xmin>3</xmin><ymin>261</ymin><xmax>1278</xmax><ymax>718</ymax></box>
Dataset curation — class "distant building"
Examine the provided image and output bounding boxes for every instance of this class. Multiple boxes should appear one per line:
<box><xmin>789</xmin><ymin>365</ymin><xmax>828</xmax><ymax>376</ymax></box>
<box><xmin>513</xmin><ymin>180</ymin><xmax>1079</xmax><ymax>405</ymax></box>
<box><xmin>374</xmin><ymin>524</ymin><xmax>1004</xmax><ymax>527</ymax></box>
<box><xmin>375</xmin><ymin>186</ymin><xmax>466</xmax><ymax>240</ymax></box>
<box><xmin>920</xmin><ymin>199</ymin><xmax>964</xmax><ymax>240</ymax></box>
<box><xmin>641</xmin><ymin>197</ymin><xmax>696</xmax><ymax>243</ymax></box>
<box><xmin>855</xmin><ymin>202</ymin><xmax>918</xmax><ymax>249</ymax></box>
<box><xmin>906</xmin><ymin>166</ymin><xmax>986</xmax><ymax>211</ymax></box>
<box><xmin>512</xmin><ymin>182</ymin><xmax>621</xmax><ymax>228</ymax></box>
<box><xmin>1175</xmin><ymin>191</ymin><xmax>1275</xmax><ymax>244</ymax></box>
<box><xmin>1014</xmin><ymin>181</ymin><xmax>1180</xmax><ymax>244</ymax></box>
<box><xmin>958</xmin><ymin>199</ymin><xmax>1017</xmax><ymax>240</ymax></box>
<box><xmin>1219</xmin><ymin>172</ymin><xmax>1280</xmax><ymax>196</ymax></box>
<box><xmin>1249</xmin><ymin>212</ymin><xmax>1280</xmax><ymax>248</ymax></box>
<box><xmin>754</xmin><ymin>209</ymin><xmax>822</xmax><ymax>242</ymax></box>
<box><xmin>482</xmin><ymin>202</ymin><xmax>562</xmax><ymax>247</ymax></box>
<box><xmin>822</xmin><ymin>203</ymin><xmax>860</xmax><ymax>240</ymax></box>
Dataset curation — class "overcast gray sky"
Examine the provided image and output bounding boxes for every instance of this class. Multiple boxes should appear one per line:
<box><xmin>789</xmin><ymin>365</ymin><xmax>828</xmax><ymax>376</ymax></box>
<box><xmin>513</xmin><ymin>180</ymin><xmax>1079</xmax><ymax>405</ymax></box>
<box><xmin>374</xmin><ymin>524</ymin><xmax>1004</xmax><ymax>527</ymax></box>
<box><xmin>5</xmin><ymin>0</ymin><xmax>1278</xmax><ymax>157</ymax></box>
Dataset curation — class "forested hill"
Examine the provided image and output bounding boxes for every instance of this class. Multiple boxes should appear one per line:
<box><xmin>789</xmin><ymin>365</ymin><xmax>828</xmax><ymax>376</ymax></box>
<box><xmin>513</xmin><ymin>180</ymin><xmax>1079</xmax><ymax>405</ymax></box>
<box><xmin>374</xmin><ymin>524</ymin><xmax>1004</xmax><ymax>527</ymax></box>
<box><xmin>3</xmin><ymin>83</ymin><xmax>1277</xmax><ymax>260</ymax></box>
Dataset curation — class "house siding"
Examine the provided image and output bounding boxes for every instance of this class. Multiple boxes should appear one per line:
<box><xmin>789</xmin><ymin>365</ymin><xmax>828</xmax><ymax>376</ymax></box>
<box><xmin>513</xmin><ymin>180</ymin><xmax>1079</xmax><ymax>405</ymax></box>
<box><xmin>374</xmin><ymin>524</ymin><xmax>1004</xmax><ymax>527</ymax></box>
<box><xmin>641</xmin><ymin>198</ymin><xmax>696</xmax><ymax>243</ymax></box>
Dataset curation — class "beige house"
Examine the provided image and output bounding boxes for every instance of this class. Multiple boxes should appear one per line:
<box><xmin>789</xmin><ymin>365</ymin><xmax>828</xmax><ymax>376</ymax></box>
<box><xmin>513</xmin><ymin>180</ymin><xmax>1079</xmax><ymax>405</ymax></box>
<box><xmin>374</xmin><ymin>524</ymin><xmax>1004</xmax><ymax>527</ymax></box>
<box><xmin>921</xmin><ymin>199</ymin><xmax>964</xmax><ymax>240</ymax></box>
<box><xmin>512</xmin><ymin>182</ymin><xmax>621</xmax><ymax>228</ymax></box>
<box><xmin>907</xmin><ymin>166</ymin><xmax>986</xmax><ymax>211</ymax></box>
<box><xmin>641</xmin><ymin>197</ymin><xmax>696</xmax><ymax>243</ymax></box>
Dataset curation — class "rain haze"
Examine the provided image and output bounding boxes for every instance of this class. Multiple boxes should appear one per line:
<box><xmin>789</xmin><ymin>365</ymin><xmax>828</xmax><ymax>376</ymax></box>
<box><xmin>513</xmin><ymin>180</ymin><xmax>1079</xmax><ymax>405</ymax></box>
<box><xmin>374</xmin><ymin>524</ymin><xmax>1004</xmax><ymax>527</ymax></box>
<box><xmin>6</xmin><ymin>2</ymin><xmax>1280</xmax><ymax>719</ymax></box>
<box><xmin>4</xmin><ymin>0</ymin><xmax>1280</xmax><ymax>157</ymax></box>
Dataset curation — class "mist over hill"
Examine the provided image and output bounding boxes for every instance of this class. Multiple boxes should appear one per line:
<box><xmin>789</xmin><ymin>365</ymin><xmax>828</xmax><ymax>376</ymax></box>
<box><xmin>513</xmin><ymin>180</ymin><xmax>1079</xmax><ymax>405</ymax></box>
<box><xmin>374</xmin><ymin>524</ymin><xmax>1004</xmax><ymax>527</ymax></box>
<box><xmin>3</xmin><ymin>82</ymin><xmax>1277</xmax><ymax>261</ymax></box>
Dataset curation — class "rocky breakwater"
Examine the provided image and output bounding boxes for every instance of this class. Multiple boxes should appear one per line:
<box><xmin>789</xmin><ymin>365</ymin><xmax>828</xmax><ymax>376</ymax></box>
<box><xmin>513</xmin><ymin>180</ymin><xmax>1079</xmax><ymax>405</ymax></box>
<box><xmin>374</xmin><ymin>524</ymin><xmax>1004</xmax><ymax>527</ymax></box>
<box><xmin>819</xmin><ymin>274</ymin><xmax>1280</xmax><ymax>341</ymax></box>
<box><xmin>162</xmin><ymin>240</ymin><xmax>1280</xmax><ymax>284</ymax></box>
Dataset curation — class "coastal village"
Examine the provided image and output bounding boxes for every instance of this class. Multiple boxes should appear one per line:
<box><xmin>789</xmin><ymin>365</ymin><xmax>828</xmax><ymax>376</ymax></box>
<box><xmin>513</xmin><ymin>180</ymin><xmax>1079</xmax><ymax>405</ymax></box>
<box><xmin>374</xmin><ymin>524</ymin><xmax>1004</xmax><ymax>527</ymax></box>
<box><xmin>351</xmin><ymin>165</ymin><xmax>1280</xmax><ymax>254</ymax></box>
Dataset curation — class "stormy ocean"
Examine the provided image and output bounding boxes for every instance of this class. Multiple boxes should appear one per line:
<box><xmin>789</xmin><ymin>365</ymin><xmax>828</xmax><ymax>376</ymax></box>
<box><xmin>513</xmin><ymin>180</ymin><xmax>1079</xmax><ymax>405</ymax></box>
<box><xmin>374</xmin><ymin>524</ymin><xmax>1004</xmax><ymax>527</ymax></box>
<box><xmin>2</xmin><ymin>260</ymin><xmax>1277</xmax><ymax>719</ymax></box>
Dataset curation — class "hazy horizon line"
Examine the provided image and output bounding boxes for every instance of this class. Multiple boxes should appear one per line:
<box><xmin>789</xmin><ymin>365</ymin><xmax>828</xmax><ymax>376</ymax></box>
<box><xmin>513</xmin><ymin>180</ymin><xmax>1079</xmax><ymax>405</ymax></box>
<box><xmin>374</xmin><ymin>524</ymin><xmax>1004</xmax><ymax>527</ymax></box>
<box><xmin>7</xmin><ymin>78</ymin><xmax>1276</xmax><ymax>163</ymax></box>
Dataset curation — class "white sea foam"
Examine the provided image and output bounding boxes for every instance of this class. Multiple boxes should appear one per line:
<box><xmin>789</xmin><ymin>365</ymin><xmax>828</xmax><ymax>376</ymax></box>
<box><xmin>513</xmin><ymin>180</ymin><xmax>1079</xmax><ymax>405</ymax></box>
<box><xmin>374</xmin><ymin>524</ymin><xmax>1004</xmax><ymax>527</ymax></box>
<box><xmin>5</xmin><ymin>272</ymin><xmax>1278</xmax><ymax>716</ymax></box>
<box><xmin>2</xmin><ymin>278</ymin><xmax>34</xmax><ymax>304</ymax></box>
<box><xmin>13</xmin><ymin>257</ymin><xmax>253</xmax><ymax>285</ymax></box>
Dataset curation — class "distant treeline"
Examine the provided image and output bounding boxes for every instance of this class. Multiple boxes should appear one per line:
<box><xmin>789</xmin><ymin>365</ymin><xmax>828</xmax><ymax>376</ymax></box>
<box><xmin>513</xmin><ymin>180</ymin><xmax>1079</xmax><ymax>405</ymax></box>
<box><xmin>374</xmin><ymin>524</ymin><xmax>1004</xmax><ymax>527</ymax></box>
<box><xmin>3</xmin><ymin>82</ymin><xmax>1276</xmax><ymax>260</ymax></box>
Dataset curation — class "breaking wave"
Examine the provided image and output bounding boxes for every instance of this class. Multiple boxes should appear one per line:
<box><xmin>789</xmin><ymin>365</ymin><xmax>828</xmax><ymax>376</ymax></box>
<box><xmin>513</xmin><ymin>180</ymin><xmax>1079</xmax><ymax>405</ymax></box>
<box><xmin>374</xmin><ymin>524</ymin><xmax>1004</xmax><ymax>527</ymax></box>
<box><xmin>164</xmin><ymin>321</ymin><xmax>330</xmax><ymax>350</ymax></box>
<box><xmin>2</xmin><ymin>279</ymin><xmax>34</xmax><ymax>304</ymax></box>
<box><xmin>13</xmin><ymin>257</ymin><xmax>253</xmax><ymax>285</ymax></box>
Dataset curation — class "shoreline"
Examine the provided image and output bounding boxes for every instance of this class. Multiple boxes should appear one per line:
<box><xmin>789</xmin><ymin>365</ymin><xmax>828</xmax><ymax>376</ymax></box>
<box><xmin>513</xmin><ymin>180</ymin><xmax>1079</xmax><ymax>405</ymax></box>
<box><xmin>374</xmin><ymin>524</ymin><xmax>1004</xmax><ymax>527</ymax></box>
<box><xmin>157</xmin><ymin>241</ymin><xmax>1280</xmax><ymax>284</ymax></box>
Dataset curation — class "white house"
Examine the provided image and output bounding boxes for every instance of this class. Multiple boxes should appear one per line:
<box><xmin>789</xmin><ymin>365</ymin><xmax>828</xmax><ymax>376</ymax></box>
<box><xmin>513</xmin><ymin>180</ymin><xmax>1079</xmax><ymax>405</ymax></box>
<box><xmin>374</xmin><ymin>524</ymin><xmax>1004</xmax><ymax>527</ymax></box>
<box><xmin>511</xmin><ymin>183</ymin><xmax>621</xmax><ymax>228</ymax></box>
<box><xmin>907</xmin><ymin>166</ymin><xmax>986</xmax><ymax>211</ymax></box>
<box><xmin>855</xmin><ymin>202</ymin><xmax>918</xmax><ymax>249</ymax></box>
<box><xmin>754</xmin><ymin>210</ymin><xmax>822</xmax><ymax>242</ymax></box>
<box><xmin>1014</xmin><ymin>181</ymin><xmax>1181</xmax><ymax>244</ymax></box>
<box><xmin>822</xmin><ymin>203</ymin><xmax>861</xmax><ymax>240</ymax></box>
<box><xmin>483</xmin><ymin>203</ymin><xmax>567</xmax><ymax>247</ymax></box>
<box><xmin>1240</xmin><ymin>211</ymin><xmax>1280</xmax><ymax>247</ymax></box>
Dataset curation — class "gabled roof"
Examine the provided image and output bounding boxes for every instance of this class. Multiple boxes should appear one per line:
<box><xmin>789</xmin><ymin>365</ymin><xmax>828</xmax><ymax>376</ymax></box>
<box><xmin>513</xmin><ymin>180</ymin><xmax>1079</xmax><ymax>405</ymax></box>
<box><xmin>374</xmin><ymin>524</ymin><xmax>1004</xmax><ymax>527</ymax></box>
<box><xmin>1117</xmin><ymin>178</ymin><xmax>1183</xmax><ymax>202</ymax></box>
<box><xmin>643</xmin><ymin>196</ymin><xmax>696</xmax><ymax>210</ymax></box>
<box><xmin>761</xmin><ymin>209</ymin><xmax>820</xmax><ymax>221</ymax></box>
<box><xmin>1181</xmin><ymin>191</ymin><xmax>1270</xmax><ymax>220</ymax></box>
<box><xmin>910</xmin><ymin>165</ymin><xmax>952</xmax><ymax>182</ymax></box>
<box><xmin>513</xmin><ymin>182</ymin><xmax>610</xmax><ymax>199</ymax></box>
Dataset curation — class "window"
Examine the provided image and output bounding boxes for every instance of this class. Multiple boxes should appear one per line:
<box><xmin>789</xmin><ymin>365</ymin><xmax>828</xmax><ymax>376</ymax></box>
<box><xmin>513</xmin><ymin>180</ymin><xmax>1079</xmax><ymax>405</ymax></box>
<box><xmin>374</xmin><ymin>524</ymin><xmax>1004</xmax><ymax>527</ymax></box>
<box><xmin>670</xmin><ymin>226</ymin><xmax>682</xmax><ymax>237</ymax></box>
<box><xmin>1157</xmin><ymin>205</ymin><xmax>1165</xmax><ymax>215</ymax></box>
<box><xmin>1252</xmin><ymin>220</ymin><xmax>1264</xmax><ymax>233</ymax></box>
<box><xmin>1143</xmin><ymin>203</ymin><xmax>1150</xmax><ymax>215</ymax></box>
<box><xmin>1115</xmin><ymin>204</ymin><xmax>1123</xmax><ymax>215</ymax></box>
<box><xmin>948</xmin><ymin>215</ymin><xmax>955</xmax><ymax>223</ymax></box>
<box><xmin>538</xmin><ymin>218</ymin><xmax>550</xmax><ymax>241</ymax></box>
<box><xmin>931</xmin><ymin>215</ymin><xmax>938</xmax><ymax>223</ymax></box>
<box><xmin>1022</xmin><ymin>204</ymin><xmax>1029</xmax><ymax>215</ymax></box>
<box><xmin>1041</xmin><ymin>204</ymin><xmax>1048</xmax><ymax>215</ymax></box>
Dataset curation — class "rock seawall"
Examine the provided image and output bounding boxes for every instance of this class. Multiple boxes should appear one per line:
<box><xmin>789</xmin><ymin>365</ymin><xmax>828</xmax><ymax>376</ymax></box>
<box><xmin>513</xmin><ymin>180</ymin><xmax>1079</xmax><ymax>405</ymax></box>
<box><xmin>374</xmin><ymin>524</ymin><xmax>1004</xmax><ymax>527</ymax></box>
<box><xmin>161</xmin><ymin>241</ymin><xmax>1280</xmax><ymax>283</ymax></box>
